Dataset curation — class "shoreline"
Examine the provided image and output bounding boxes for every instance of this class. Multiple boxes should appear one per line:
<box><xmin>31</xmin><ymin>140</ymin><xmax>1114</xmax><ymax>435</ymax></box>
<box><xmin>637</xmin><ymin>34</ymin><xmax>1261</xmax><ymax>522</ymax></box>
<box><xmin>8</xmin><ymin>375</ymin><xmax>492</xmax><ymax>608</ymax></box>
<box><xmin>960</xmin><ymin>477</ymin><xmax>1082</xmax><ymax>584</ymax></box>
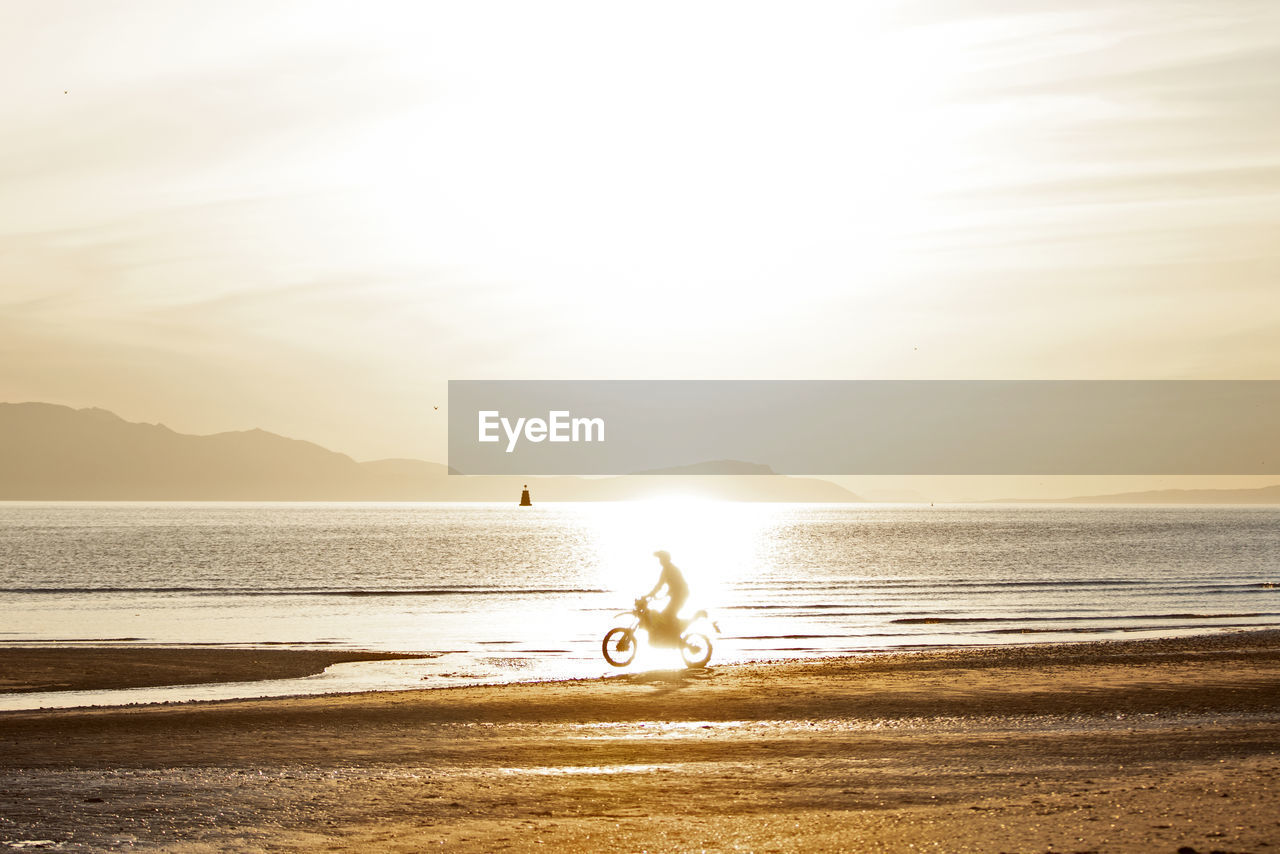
<box><xmin>6</xmin><ymin>626</ymin><xmax>1280</xmax><ymax>725</ymax></box>
<box><xmin>2</xmin><ymin>629</ymin><xmax>1278</xmax><ymax>851</ymax></box>
<box><xmin>2</xmin><ymin>626</ymin><xmax>1279</xmax><ymax>708</ymax></box>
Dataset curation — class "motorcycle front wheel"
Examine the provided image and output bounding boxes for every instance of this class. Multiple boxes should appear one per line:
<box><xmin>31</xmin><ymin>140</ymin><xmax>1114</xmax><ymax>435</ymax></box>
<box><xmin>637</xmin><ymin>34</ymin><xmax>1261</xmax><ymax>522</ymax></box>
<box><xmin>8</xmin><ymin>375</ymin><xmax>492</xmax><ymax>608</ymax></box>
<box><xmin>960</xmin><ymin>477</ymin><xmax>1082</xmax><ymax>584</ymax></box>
<box><xmin>602</xmin><ymin>627</ymin><xmax>637</xmax><ymax>667</ymax></box>
<box><xmin>680</xmin><ymin>632</ymin><xmax>712</xmax><ymax>668</ymax></box>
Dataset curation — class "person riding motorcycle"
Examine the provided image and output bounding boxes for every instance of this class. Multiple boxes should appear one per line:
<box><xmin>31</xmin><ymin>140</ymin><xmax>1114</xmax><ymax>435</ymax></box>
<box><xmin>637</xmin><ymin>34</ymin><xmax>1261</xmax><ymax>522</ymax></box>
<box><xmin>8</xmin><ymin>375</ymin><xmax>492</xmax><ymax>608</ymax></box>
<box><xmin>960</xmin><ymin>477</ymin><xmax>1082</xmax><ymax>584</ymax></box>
<box><xmin>645</xmin><ymin>550</ymin><xmax>689</xmax><ymax>639</ymax></box>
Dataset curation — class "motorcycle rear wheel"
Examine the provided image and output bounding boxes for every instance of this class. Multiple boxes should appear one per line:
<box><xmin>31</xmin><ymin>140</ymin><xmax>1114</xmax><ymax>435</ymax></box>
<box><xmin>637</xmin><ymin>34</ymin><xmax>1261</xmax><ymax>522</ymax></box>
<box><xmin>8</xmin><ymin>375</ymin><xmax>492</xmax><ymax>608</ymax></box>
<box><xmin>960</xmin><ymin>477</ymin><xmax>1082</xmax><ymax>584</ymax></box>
<box><xmin>602</xmin><ymin>627</ymin><xmax>637</xmax><ymax>667</ymax></box>
<box><xmin>680</xmin><ymin>632</ymin><xmax>712</xmax><ymax>668</ymax></box>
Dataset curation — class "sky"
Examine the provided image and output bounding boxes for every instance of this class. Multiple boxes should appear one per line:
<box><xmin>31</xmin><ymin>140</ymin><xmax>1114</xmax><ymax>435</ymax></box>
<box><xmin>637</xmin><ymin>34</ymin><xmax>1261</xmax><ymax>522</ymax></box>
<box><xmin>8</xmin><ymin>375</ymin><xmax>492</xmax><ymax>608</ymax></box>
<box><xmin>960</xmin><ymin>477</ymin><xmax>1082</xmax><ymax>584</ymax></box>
<box><xmin>2</xmin><ymin>1</ymin><xmax>1278</xmax><ymax>499</ymax></box>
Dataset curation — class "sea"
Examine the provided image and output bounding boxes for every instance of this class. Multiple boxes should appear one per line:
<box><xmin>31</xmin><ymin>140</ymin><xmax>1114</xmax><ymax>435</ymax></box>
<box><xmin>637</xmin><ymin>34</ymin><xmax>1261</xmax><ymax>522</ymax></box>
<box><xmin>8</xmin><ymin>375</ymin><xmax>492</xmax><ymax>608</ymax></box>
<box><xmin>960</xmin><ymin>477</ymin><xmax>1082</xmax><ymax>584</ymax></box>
<box><xmin>2</xmin><ymin>501</ymin><xmax>1278</xmax><ymax>710</ymax></box>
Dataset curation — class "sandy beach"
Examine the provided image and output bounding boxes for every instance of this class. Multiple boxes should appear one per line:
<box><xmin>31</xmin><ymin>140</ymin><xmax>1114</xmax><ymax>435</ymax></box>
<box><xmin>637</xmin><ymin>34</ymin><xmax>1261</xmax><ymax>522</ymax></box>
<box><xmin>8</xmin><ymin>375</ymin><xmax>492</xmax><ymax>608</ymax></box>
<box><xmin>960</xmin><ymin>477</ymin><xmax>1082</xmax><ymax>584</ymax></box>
<box><xmin>2</xmin><ymin>631</ymin><xmax>1279</xmax><ymax>852</ymax></box>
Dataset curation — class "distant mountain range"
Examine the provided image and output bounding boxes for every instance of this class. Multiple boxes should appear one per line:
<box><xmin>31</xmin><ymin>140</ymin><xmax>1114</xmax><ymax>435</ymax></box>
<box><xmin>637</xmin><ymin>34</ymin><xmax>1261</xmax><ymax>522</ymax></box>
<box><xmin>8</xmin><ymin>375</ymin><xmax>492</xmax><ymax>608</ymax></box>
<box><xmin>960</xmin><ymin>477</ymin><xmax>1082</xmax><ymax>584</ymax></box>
<box><xmin>0</xmin><ymin>403</ymin><xmax>858</xmax><ymax>502</ymax></box>
<box><xmin>1007</xmin><ymin>485</ymin><xmax>1280</xmax><ymax>504</ymax></box>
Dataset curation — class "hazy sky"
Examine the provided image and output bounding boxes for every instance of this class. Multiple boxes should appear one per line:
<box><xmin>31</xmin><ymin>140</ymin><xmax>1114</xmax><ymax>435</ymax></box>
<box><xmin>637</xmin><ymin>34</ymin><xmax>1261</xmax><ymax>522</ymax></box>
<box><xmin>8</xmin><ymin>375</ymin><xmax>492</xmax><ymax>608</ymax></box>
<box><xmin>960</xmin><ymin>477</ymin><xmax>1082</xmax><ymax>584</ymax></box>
<box><xmin>2</xmin><ymin>1</ymin><xmax>1278</xmax><ymax>494</ymax></box>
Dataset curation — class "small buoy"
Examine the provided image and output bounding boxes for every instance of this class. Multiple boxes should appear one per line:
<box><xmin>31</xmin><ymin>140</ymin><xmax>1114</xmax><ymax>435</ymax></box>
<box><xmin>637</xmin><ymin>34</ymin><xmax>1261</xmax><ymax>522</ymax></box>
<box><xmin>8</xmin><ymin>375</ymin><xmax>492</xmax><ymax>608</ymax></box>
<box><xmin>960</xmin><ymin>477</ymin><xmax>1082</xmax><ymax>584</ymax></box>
<box><xmin>519</xmin><ymin>484</ymin><xmax>532</xmax><ymax>506</ymax></box>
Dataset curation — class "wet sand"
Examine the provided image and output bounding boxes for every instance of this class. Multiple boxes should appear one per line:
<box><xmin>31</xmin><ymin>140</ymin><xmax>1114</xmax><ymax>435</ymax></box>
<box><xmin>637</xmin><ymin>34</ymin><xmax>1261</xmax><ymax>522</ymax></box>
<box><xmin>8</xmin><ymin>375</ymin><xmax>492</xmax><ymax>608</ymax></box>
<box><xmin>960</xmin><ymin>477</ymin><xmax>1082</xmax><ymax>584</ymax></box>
<box><xmin>0</xmin><ymin>647</ymin><xmax>423</xmax><ymax>694</ymax></box>
<box><xmin>2</xmin><ymin>631</ymin><xmax>1280</xmax><ymax>852</ymax></box>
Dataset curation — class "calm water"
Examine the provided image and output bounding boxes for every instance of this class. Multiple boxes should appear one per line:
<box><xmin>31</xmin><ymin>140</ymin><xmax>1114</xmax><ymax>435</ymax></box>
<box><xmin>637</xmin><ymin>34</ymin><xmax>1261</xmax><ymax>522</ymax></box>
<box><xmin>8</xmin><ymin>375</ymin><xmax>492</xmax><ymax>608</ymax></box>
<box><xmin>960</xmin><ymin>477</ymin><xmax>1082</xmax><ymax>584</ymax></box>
<box><xmin>2</xmin><ymin>501</ymin><xmax>1278</xmax><ymax>707</ymax></box>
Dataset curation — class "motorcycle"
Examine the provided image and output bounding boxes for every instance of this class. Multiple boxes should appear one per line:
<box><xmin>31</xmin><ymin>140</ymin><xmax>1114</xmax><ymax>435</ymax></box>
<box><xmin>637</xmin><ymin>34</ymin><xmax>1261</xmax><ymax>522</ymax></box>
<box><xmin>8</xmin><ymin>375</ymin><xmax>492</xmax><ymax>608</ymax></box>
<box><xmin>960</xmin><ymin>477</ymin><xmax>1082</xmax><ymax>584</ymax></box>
<box><xmin>601</xmin><ymin>596</ymin><xmax>720</xmax><ymax>669</ymax></box>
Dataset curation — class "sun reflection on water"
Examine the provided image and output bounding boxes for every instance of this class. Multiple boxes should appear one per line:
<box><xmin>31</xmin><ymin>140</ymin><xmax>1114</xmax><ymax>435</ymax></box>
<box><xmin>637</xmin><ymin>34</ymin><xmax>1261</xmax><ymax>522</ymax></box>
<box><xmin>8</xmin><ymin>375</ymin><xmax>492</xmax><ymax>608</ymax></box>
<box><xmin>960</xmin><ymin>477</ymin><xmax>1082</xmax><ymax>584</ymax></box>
<box><xmin>581</xmin><ymin>498</ymin><xmax>777</xmax><ymax>615</ymax></box>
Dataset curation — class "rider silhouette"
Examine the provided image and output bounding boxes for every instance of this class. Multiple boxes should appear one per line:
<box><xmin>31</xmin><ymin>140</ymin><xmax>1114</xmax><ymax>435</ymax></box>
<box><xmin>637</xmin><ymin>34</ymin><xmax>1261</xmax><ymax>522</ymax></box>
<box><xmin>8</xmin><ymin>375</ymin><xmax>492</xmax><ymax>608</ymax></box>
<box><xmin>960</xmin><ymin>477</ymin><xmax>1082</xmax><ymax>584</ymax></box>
<box><xmin>646</xmin><ymin>550</ymin><xmax>689</xmax><ymax>637</ymax></box>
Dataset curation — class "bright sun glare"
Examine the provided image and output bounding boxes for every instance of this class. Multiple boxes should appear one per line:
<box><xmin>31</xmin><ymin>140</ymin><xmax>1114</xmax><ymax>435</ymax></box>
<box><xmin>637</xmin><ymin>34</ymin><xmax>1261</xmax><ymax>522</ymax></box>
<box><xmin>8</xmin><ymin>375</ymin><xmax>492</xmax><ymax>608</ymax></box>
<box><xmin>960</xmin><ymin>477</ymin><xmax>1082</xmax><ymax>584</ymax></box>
<box><xmin>585</xmin><ymin>498</ymin><xmax>776</xmax><ymax>611</ymax></box>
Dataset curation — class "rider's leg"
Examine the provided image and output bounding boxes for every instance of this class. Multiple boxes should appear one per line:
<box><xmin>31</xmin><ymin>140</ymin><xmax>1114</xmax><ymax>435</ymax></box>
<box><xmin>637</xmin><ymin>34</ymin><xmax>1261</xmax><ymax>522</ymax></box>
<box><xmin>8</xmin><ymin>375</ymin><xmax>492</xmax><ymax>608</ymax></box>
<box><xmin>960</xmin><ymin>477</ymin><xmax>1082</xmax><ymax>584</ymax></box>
<box><xmin>663</xmin><ymin>593</ymin><xmax>689</xmax><ymax>627</ymax></box>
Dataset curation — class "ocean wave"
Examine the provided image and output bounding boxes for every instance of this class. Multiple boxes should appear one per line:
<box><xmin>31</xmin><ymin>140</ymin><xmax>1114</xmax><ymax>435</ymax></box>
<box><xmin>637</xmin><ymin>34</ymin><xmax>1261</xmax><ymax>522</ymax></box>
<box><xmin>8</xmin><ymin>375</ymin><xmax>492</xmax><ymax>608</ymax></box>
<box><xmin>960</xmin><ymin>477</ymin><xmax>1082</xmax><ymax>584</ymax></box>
<box><xmin>980</xmin><ymin>620</ymin><xmax>1279</xmax><ymax>635</ymax></box>
<box><xmin>739</xmin><ymin>578</ymin><xmax>1277</xmax><ymax>590</ymax></box>
<box><xmin>0</xmin><ymin>586</ymin><xmax>609</xmax><ymax>597</ymax></box>
<box><xmin>890</xmin><ymin>612</ymin><xmax>1274</xmax><ymax>625</ymax></box>
<box><xmin>738</xmin><ymin>578</ymin><xmax>1159</xmax><ymax>589</ymax></box>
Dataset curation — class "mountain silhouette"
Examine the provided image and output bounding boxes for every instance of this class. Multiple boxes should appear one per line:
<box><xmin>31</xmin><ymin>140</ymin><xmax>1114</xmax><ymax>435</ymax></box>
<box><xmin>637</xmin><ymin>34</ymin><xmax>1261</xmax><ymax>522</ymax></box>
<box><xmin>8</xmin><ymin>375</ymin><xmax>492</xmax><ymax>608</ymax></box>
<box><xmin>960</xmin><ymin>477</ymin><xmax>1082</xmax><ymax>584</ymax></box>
<box><xmin>632</xmin><ymin>460</ymin><xmax>777</xmax><ymax>475</ymax></box>
<box><xmin>0</xmin><ymin>403</ymin><xmax>859</xmax><ymax>502</ymax></box>
<box><xmin>1002</xmin><ymin>484</ymin><xmax>1280</xmax><ymax>504</ymax></box>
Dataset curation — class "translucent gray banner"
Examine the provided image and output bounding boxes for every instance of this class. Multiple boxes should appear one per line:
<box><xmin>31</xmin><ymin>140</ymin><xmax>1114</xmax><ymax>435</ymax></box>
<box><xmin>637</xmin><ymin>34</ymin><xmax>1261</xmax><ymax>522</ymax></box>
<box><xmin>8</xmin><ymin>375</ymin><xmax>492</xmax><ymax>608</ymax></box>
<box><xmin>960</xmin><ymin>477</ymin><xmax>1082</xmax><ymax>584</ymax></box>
<box><xmin>447</xmin><ymin>381</ymin><xmax>1280</xmax><ymax>475</ymax></box>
